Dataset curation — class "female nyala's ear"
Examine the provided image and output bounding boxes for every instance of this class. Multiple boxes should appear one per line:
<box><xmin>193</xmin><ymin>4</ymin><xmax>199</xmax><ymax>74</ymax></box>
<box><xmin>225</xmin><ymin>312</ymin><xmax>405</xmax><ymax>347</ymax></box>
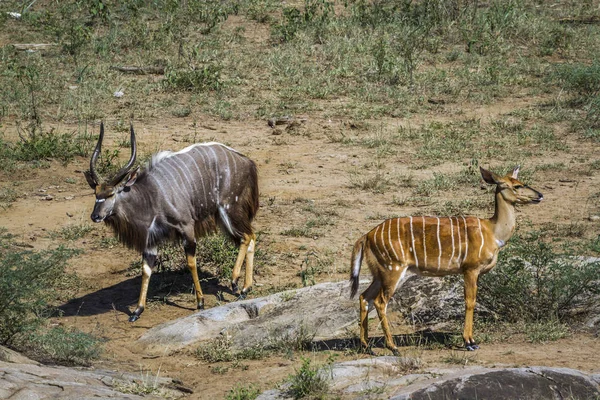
<box><xmin>511</xmin><ymin>165</ymin><xmax>520</xmax><ymax>179</ymax></box>
<box><xmin>480</xmin><ymin>166</ymin><xmax>500</xmax><ymax>185</ymax></box>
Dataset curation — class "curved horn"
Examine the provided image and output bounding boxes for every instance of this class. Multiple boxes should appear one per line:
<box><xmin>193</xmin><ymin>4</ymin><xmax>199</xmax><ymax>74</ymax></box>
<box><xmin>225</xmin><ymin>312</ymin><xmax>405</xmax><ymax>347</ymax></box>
<box><xmin>88</xmin><ymin>121</ymin><xmax>105</xmax><ymax>185</ymax></box>
<box><xmin>110</xmin><ymin>123</ymin><xmax>137</xmax><ymax>185</ymax></box>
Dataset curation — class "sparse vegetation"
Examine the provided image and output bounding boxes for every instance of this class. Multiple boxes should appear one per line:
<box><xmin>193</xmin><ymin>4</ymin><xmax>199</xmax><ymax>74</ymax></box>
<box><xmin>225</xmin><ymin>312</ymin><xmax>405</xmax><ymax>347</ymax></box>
<box><xmin>0</xmin><ymin>230</ymin><xmax>101</xmax><ymax>365</ymax></box>
<box><xmin>479</xmin><ymin>232</ymin><xmax>600</xmax><ymax>324</ymax></box>
<box><xmin>286</xmin><ymin>356</ymin><xmax>333</xmax><ymax>400</ymax></box>
<box><xmin>1</xmin><ymin>0</ymin><xmax>600</xmax><ymax>396</ymax></box>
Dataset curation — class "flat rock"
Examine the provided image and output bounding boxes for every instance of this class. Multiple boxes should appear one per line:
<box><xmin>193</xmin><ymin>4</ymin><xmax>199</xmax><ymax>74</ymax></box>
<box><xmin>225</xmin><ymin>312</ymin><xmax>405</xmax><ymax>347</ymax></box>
<box><xmin>256</xmin><ymin>359</ymin><xmax>600</xmax><ymax>400</ymax></box>
<box><xmin>0</xmin><ymin>361</ymin><xmax>187</xmax><ymax>399</ymax></box>
<box><xmin>137</xmin><ymin>276</ymin><xmax>469</xmax><ymax>354</ymax></box>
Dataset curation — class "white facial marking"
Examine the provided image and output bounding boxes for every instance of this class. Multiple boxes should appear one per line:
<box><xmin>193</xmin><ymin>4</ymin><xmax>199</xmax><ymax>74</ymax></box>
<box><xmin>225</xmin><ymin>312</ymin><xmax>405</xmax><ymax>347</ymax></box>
<box><xmin>95</xmin><ymin>198</ymin><xmax>106</xmax><ymax>203</ymax></box>
<box><xmin>395</xmin><ymin>265</ymin><xmax>400</xmax><ymax>271</ymax></box>
<box><xmin>496</xmin><ymin>239</ymin><xmax>505</xmax><ymax>248</ymax></box>
<box><xmin>388</xmin><ymin>265</ymin><xmax>393</xmax><ymax>271</ymax></box>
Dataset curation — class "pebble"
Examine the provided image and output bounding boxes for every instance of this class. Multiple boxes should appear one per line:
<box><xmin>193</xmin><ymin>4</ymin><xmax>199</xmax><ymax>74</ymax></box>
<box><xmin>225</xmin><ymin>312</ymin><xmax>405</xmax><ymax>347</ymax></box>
<box><xmin>589</xmin><ymin>215</ymin><xmax>600</xmax><ymax>222</ymax></box>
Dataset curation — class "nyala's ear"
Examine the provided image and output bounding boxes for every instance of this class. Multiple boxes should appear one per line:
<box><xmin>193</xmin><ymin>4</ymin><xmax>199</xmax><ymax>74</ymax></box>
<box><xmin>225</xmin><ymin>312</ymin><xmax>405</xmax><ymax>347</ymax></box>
<box><xmin>511</xmin><ymin>165</ymin><xmax>520</xmax><ymax>179</ymax></box>
<box><xmin>83</xmin><ymin>170</ymin><xmax>97</xmax><ymax>189</ymax></box>
<box><xmin>480</xmin><ymin>167</ymin><xmax>500</xmax><ymax>185</ymax></box>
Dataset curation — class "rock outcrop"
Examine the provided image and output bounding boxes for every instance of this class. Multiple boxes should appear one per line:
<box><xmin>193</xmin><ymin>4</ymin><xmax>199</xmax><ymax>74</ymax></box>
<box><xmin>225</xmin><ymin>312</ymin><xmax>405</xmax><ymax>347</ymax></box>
<box><xmin>137</xmin><ymin>276</ymin><xmax>472</xmax><ymax>354</ymax></box>
<box><xmin>0</xmin><ymin>360</ymin><xmax>187</xmax><ymax>399</ymax></box>
<box><xmin>257</xmin><ymin>359</ymin><xmax>600</xmax><ymax>400</ymax></box>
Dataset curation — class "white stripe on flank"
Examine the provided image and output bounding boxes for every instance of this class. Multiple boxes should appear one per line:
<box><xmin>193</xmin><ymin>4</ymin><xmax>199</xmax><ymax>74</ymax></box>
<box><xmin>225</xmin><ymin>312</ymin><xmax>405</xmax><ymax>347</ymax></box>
<box><xmin>456</xmin><ymin>217</ymin><xmax>462</xmax><ymax>264</ymax></box>
<box><xmin>388</xmin><ymin>219</ymin><xmax>399</xmax><ymax>261</ymax></box>
<box><xmin>448</xmin><ymin>217</ymin><xmax>455</xmax><ymax>268</ymax></box>
<box><xmin>422</xmin><ymin>216</ymin><xmax>427</xmax><ymax>267</ymax></box>
<box><xmin>478</xmin><ymin>218</ymin><xmax>485</xmax><ymax>258</ymax></box>
<box><xmin>397</xmin><ymin>218</ymin><xmax>406</xmax><ymax>260</ymax></box>
<box><xmin>436</xmin><ymin>217</ymin><xmax>442</xmax><ymax>270</ymax></box>
<box><xmin>462</xmin><ymin>216</ymin><xmax>469</xmax><ymax>262</ymax></box>
<box><xmin>373</xmin><ymin>224</ymin><xmax>383</xmax><ymax>259</ymax></box>
<box><xmin>182</xmin><ymin>152</ymin><xmax>208</xmax><ymax>206</ymax></box>
<box><xmin>380</xmin><ymin>220</ymin><xmax>391</xmax><ymax>260</ymax></box>
<box><xmin>410</xmin><ymin>216</ymin><xmax>418</xmax><ymax>268</ymax></box>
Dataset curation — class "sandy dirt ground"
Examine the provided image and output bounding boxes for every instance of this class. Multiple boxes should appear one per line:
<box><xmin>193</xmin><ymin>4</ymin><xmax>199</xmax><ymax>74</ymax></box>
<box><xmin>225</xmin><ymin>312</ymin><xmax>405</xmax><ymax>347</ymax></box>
<box><xmin>1</xmin><ymin>112</ymin><xmax>599</xmax><ymax>399</ymax></box>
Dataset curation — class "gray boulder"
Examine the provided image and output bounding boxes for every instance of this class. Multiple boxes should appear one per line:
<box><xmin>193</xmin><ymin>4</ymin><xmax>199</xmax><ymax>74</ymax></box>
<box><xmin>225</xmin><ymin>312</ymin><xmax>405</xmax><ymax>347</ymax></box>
<box><xmin>0</xmin><ymin>360</ymin><xmax>188</xmax><ymax>399</ymax></box>
<box><xmin>137</xmin><ymin>276</ymin><xmax>470</xmax><ymax>354</ymax></box>
<box><xmin>256</xmin><ymin>358</ymin><xmax>600</xmax><ymax>400</ymax></box>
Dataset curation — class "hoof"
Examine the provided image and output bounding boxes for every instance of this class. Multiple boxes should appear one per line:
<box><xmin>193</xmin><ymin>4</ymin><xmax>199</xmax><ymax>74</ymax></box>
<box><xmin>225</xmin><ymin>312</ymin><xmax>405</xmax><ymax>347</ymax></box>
<box><xmin>197</xmin><ymin>301</ymin><xmax>205</xmax><ymax>310</ymax></box>
<box><xmin>231</xmin><ymin>281</ymin><xmax>239</xmax><ymax>295</ymax></box>
<box><xmin>129</xmin><ymin>306</ymin><xmax>144</xmax><ymax>322</ymax></box>
<box><xmin>465</xmin><ymin>343</ymin><xmax>479</xmax><ymax>351</ymax></box>
<box><xmin>237</xmin><ymin>292</ymin><xmax>247</xmax><ymax>301</ymax></box>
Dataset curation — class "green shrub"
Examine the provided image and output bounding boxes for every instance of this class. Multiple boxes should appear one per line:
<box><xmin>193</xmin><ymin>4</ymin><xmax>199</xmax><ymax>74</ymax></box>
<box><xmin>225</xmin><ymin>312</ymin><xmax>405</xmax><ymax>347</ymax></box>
<box><xmin>23</xmin><ymin>326</ymin><xmax>102</xmax><ymax>366</ymax></box>
<box><xmin>478</xmin><ymin>232</ymin><xmax>600</xmax><ymax>323</ymax></box>
<box><xmin>163</xmin><ymin>64</ymin><xmax>224</xmax><ymax>91</ymax></box>
<box><xmin>0</xmin><ymin>232</ymin><xmax>79</xmax><ymax>345</ymax></box>
<box><xmin>287</xmin><ymin>357</ymin><xmax>332</xmax><ymax>400</ymax></box>
<box><xmin>553</xmin><ymin>61</ymin><xmax>600</xmax><ymax>98</ymax></box>
<box><xmin>226</xmin><ymin>383</ymin><xmax>261</xmax><ymax>400</ymax></box>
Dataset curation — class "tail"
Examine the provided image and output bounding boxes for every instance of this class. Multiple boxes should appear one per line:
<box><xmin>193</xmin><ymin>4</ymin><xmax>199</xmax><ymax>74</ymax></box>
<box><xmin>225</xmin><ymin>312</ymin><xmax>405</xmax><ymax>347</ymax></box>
<box><xmin>350</xmin><ymin>235</ymin><xmax>366</xmax><ymax>299</ymax></box>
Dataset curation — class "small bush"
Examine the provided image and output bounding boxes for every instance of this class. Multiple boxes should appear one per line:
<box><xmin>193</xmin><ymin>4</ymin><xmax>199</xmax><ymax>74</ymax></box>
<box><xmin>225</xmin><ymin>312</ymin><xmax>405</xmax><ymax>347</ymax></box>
<box><xmin>478</xmin><ymin>232</ymin><xmax>600</xmax><ymax>323</ymax></box>
<box><xmin>554</xmin><ymin>62</ymin><xmax>600</xmax><ymax>98</ymax></box>
<box><xmin>0</xmin><ymin>232</ymin><xmax>79</xmax><ymax>345</ymax></box>
<box><xmin>287</xmin><ymin>357</ymin><xmax>332</xmax><ymax>400</ymax></box>
<box><xmin>163</xmin><ymin>64</ymin><xmax>224</xmax><ymax>92</ymax></box>
<box><xmin>226</xmin><ymin>383</ymin><xmax>261</xmax><ymax>400</ymax></box>
<box><xmin>23</xmin><ymin>326</ymin><xmax>102</xmax><ymax>366</ymax></box>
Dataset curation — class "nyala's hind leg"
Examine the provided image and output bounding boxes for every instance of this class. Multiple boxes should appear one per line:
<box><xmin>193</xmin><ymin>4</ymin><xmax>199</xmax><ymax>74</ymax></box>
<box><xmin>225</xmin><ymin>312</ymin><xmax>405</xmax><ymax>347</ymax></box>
<box><xmin>184</xmin><ymin>239</ymin><xmax>205</xmax><ymax>310</ymax></box>
<box><xmin>358</xmin><ymin>280</ymin><xmax>381</xmax><ymax>354</ymax></box>
<box><xmin>231</xmin><ymin>233</ymin><xmax>255</xmax><ymax>299</ymax></box>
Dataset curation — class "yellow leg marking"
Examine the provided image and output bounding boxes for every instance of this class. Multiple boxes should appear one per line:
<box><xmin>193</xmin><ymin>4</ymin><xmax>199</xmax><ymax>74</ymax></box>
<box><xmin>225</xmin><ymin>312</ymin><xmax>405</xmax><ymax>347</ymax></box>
<box><xmin>232</xmin><ymin>234</ymin><xmax>250</xmax><ymax>286</ymax></box>
<box><xmin>137</xmin><ymin>261</ymin><xmax>152</xmax><ymax>309</ymax></box>
<box><xmin>243</xmin><ymin>234</ymin><xmax>256</xmax><ymax>292</ymax></box>
<box><xmin>187</xmin><ymin>253</ymin><xmax>204</xmax><ymax>305</ymax></box>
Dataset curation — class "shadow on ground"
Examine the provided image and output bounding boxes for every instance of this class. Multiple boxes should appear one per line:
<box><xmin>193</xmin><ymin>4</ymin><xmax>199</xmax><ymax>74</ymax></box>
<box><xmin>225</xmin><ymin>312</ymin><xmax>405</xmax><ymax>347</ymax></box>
<box><xmin>59</xmin><ymin>269</ymin><xmax>232</xmax><ymax>319</ymax></box>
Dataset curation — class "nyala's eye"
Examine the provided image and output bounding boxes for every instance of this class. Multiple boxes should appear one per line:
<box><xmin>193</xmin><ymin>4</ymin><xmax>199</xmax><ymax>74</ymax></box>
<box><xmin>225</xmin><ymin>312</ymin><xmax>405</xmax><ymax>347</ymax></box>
<box><xmin>513</xmin><ymin>185</ymin><xmax>524</xmax><ymax>190</ymax></box>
